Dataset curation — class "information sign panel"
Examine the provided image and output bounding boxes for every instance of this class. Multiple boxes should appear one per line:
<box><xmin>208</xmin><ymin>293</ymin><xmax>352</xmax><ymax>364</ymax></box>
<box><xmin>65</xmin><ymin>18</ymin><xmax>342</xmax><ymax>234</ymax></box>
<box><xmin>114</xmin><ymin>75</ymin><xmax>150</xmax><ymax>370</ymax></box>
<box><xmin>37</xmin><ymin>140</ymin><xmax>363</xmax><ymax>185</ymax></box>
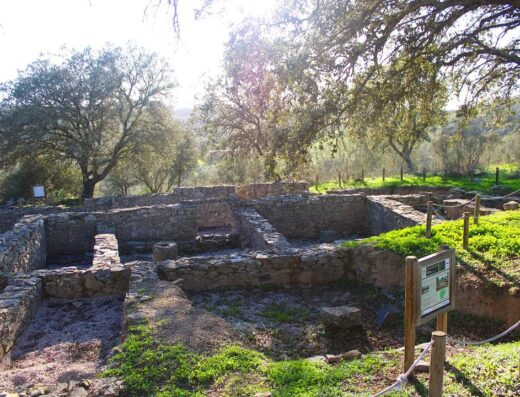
<box><xmin>413</xmin><ymin>248</ymin><xmax>456</xmax><ymax>325</ymax></box>
<box><xmin>32</xmin><ymin>185</ymin><xmax>45</xmax><ymax>198</ymax></box>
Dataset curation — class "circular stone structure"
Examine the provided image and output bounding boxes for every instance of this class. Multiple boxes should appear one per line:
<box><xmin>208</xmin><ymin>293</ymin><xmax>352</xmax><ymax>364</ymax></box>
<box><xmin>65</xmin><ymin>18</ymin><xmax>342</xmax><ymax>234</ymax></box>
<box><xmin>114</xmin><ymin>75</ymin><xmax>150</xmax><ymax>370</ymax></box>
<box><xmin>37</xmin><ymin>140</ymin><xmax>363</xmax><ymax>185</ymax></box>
<box><xmin>152</xmin><ymin>241</ymin><xmax>179</xmax><ymax>262</ymax></box>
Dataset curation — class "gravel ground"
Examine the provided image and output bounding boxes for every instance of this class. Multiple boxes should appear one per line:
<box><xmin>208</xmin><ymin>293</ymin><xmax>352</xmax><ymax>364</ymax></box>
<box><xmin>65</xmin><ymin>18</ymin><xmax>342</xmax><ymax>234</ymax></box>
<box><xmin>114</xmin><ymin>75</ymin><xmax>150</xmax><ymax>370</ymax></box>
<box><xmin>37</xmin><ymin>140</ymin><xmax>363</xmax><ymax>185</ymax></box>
<box><xmin>0</xmin><ymin>296</ymin><xmax>124</xmax><ymax>391</ymax></box>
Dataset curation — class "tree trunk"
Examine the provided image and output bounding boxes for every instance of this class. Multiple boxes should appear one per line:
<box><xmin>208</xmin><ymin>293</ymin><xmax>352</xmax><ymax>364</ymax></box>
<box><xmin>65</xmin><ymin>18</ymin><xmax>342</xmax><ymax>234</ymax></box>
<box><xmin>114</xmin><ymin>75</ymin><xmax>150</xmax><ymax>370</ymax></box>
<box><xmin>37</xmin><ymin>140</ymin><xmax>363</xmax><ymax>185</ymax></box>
<box><xmin>81</xmin><ymin>178</ymin><xmax>97</xmax><ymax>202</ymax></box>
<box><xmin>402</xmin><ymin>153</ymin><xmax>416</xmax><ymax>173</ymax></box>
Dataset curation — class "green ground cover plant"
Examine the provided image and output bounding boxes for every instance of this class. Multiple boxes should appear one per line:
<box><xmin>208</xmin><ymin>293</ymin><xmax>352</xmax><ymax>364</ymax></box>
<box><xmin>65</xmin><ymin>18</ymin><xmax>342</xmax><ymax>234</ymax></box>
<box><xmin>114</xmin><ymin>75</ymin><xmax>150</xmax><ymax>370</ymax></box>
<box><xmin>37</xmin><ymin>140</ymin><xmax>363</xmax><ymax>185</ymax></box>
<box><xmin>342</xmin><ymin>210</ymin><xmax>520</xmax><ymax>289</ymax></box>
<box><xmin>104</xmin><ymin>322</ymin><xmax>520</xmax><ymax>396</ymax></box>
<box><xmin>311</xmin><ymin>164</ymin><xmax>520</xmax><ymax>194</ymax></box>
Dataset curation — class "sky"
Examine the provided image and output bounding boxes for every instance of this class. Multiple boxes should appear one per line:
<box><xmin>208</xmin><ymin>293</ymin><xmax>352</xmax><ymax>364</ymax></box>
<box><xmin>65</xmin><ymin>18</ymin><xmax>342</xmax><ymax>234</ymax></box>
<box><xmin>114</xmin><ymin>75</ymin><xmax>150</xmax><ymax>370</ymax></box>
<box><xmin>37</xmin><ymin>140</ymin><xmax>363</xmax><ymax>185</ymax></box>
<box><xmin>0</xmin><ymin>0</ymin><xmax>277</xmax><ymax>111</ymax></box>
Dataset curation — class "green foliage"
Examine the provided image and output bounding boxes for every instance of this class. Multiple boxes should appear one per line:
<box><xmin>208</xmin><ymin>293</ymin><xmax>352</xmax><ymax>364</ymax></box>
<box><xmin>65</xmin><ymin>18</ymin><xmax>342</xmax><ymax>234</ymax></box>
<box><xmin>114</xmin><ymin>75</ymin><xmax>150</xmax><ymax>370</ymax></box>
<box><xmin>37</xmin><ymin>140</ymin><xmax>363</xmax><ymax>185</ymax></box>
<box><xmin>343</xmin><ymin>211</ymin><xmax>520</xmax><ymax>287</ymax></box>
<box><xmin>260</xmin><ymin>304</ymin><xmax>311</xmax><ymax>323</ymax></box>
<box><xmin>103</xmin><ymin>325</ymin><xmax>194</xmax><ymax>396</ymax></box>
<box><xmin>105</xmin><ymin>322</ymin><xmax>520</xmax><ymax>396</ymax></box>
<box><xmin>265</xmin><ymin>355</ymin><xmax>389</xmax><ymax>397</ymax></box>
<box><xmin>191</xmin><ymin>344</ymin><xmax>266</xmax><ymax>385</ymax></box>
<box><xmin>311</xmin><ymin>164</ymin><xmax>520</xmax><ymax>195</ymax></box>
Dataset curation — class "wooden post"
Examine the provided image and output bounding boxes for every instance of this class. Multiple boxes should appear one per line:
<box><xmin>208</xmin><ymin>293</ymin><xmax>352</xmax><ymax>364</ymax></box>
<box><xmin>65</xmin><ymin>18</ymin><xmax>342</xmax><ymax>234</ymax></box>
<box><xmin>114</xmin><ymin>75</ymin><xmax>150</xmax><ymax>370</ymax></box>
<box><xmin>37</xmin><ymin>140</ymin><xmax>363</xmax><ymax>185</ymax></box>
<box><xmin>315</xmin><ymin>174</ymin><xmax>319</xmax><ymax>192</ymax></box>
<box><xmin>428</xmin><ymin>331</ymin><xmax>447</xmax><ymax>397</ymax></box>
<box><xmin>404</xmin><ymin>256</ymin><xmax>417</xmax><ymax>372</ymax></box>
<box><xmin>496</xmin><ymin>167</ymin><xmax>500</xmax><ymax>185</ymax></box>
<box><xmin>436</xmin><ymin>312</ymin><xmax>448</xmax><ymax>333</ymax></box>
<box><xmin>361</xmin><ymin>169</ymin><xmax>364</xmax><ymax>182</ymax></box>
<box><xmin>426</xmin><ymin>201</ymin><xmax>433</xmax><ymax>238</ymax></box>
<box><xmin>474</xmin><ymin>194</ymin><xmax>481</xmax><ymax>225</ymax></box>
<box><xmin>383</xmin><ymin>168</ymin><xmax>385</xmax><ymax>181</ymax></box>
<box><xmin>444</xmin><ymin>169</ymin><xmax>447</xmax><ymax>183</ymax></box>
<box><xmin>423</xmin><ymin>167</ymin><xmax>426</xmax><ymax>181</ymax></box>
<box><xmin>401</xmin><ymin>166</ymin><xmax>404</xmax><ymax>181</ymax></box>
<box><xmin>463</xmin><ymin>212</ymin><xmax>470</xmax><ymax>250</ymax></box>
<box><xmin>428</xmin><ymin>191</ymin><xmax>433</xmax><ymax>202</ymax></box>
<box><xmin>338</xmin><ymin>171</ymin><xmax>343</xmax><ymax>189</ymax></box>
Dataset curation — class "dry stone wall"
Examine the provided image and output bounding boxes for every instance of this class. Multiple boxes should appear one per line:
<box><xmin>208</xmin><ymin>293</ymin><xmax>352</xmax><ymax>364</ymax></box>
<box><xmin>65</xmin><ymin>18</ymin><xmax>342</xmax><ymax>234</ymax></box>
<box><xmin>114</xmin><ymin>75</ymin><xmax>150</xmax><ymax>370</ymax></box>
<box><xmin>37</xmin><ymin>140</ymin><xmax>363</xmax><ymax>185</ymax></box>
<box><xmin>252</xmin><ymin>194</ymin><xmax>369</xmax><ymax>240</ymax></box>
<box><xmin>38</xmin><ymin>233</ymin><xmax>129</xmax><ymax>299</ymax></box>
<box><xmin>82</xmin><ymin>182</ymin><xmax>309</xmax><ymax>211</ymax></box>
<box><xmin>0</xmin><ymin>274</ymin><xmax>42</xmax><ymax>359</ymax></box>
<box><xmin>0</xmin><ymin>216</ymin><xmax>46</xmax><ymax>273</ymax></box>
<box><xmin>366</xmin><ymin>196</ymin><xmax>425</xmax><ymax>235</ymax></box>
<box><xmin>233</xmin><ymin>208</ymin><xmax>292</xmax><ymax>252</ymax></box>
<box><xmin>45</xmin><ymin>204</ymin><xmax>198</xmax><ymax>261</ymax></box>
<box><xmin>156</xmin><ymin>244</ymin><xmax>406</xmax><ymax>291</ymax></box>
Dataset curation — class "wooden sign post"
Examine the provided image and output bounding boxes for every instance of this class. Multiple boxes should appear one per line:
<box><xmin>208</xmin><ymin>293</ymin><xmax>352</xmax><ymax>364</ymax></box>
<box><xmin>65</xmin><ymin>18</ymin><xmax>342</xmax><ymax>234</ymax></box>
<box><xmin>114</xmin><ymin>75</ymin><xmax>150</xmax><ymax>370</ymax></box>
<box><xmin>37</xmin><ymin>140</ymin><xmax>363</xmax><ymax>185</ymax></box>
<box><xmin>404</xmin><ymin>248</ymin><xmax>456</xmax><ymax>372</ymax></box>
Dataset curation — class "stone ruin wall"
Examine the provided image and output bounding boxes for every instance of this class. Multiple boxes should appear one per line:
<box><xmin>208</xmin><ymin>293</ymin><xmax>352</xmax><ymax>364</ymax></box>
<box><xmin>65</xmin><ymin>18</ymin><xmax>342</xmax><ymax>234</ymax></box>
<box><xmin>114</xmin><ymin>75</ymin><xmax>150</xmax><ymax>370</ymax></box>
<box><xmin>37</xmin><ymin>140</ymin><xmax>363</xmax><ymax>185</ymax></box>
<box><xmin>233</xmin><ymin>208</ymin><xmax>292</xmax><ymax>252</ymax></box>
<box><xmin>0</xmin><ymin>216</ymin><xmax>46</xmax><ymax>273</ymax></box>
<box><xmin>45</xmin><ymin>204</ymin><xmax>198</xmax><ymax>261</ymax></box>
<box><xmin>366</xmin><ymin>196</ymin><xmax>426</xmax><ymax>235</ymax></box>
<box><xmin>0</xmin><ymin>232</ymin><xmax>128</xmax><ymax>360</ymax></box>
<box><xmin>252</xmin><ymin>194</ymin><xmax>370</xmax><ymax>240</ymax></box>
<box><xmin>83</xmin><ymin>181</ymin><xmax>310</xmax><ymax>211</ymax></box>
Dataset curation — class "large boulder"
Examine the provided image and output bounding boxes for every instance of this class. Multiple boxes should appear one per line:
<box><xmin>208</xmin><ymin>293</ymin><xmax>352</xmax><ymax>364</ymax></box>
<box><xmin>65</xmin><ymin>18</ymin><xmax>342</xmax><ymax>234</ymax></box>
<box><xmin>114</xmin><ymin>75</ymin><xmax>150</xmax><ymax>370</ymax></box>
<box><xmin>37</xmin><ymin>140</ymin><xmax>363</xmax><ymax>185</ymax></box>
<box><xmin>320</xmin><ymin>306</ymin><xmax>363</xmax><ymax>329</ymax></box>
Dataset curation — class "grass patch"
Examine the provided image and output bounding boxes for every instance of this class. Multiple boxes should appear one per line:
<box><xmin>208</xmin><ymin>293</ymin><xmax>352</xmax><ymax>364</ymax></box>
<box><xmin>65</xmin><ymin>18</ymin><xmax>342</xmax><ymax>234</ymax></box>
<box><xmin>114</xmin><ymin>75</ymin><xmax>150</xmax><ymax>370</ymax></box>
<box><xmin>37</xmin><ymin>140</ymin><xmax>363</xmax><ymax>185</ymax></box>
<box><xmin>311</xmin><ymin>163</ymin><xmax>520</xmax><ymax>194</ymax></box>
<box><xmin>342</xmin><ymin>210</ymin><xmax>520</xmax><ymax>289</ymax></box>
<box><xmin>260</xmin><ymin>304</ymin><xmax>311</xmax><ymax>323</ymax></box>
<box><xmin>104</xmin><ymin>324</ymin><xmax>520</xmax><ymax>396</ymax></box>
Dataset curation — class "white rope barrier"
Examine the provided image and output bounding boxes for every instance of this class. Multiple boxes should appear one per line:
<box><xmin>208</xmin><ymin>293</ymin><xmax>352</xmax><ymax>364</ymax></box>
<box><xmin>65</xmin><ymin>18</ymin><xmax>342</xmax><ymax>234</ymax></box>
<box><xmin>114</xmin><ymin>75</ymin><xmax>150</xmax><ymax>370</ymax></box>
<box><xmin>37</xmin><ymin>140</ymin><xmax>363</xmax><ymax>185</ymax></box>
<box><xmin>370</xmin><ymin>341</ymin><xmax>433</xmax><ymax>397</ymax></box>
<box><xmin>432</xmin><ymin>206</ymin><xmax>447</xmax><ymax>221</ymax></box>
<box><xmin>370</xmin><ymin>320</ymin><xmax>520</xmax><ymax>396</ymax></box>
<box><xmin>448</xmin><ymin>320</ymin><xmax>520</xmax><ymax>347</ymax></box>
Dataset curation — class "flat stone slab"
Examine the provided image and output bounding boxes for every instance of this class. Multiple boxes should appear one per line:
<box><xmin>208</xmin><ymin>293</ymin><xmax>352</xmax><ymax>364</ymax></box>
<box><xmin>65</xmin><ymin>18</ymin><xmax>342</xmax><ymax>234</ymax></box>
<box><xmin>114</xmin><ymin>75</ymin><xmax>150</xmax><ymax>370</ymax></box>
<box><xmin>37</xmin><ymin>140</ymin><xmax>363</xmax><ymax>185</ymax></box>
<box><xmin>503</xmin><ymin>201</ymin><xmax>519</xmax><ymax>211</ymax></box>
<box><xmin>320</xmin><ymin>306</ymin><xmax>362</xmax><ymax>329</ymax></box>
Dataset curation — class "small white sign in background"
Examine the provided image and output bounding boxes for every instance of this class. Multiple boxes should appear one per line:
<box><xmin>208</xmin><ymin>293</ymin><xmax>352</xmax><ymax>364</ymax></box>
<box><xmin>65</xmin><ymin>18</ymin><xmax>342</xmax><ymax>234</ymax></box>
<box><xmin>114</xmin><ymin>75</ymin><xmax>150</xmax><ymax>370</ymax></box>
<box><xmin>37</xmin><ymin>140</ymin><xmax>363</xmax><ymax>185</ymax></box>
<box><xmin>32</xmin><ymin>185</ymin><xmax>45</xmax><ymax>198</ymax></box>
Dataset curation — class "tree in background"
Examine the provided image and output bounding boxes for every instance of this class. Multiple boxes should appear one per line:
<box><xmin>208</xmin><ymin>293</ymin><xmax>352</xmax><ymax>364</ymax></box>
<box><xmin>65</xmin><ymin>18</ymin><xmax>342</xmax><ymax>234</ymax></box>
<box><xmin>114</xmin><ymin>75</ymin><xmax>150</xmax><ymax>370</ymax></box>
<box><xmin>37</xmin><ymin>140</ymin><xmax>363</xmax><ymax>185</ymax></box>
<box><xmin>0</xmin><ymin>44</ymin><xmax>173</xmax><ymax>201</ymax></box>
<box><xmin>344</xmin><ymin>55</ymin><xmax>447</xmax><ymax>172</ymax></box>
<box><xmin>197</xmin><ymin>22</ymin><xmax>298</xmax><ymax>179</ymax></box>
<box><xmin>133</xmin><ymin>105</ymin><xmax>197</xmax><ymax>192</ymax></box>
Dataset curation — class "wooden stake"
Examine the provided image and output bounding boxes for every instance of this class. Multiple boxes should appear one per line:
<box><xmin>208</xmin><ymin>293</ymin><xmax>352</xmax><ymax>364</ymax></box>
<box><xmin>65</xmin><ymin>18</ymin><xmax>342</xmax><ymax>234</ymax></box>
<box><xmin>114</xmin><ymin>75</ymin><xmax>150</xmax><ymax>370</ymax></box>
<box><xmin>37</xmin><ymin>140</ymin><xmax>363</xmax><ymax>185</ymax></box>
<box><xmin>426</xmin><ymin>201</ymin><xmax>433</xmax><ymax>238</ymax></box>
<box><xmin>436</xmin><ymin>312</ymin><xmax>448</xmax><ymax>333</ymax></box>
<box><xmin>404</xmin><ymin>256</ymin><xmax>417</xmax><ymax>372</ymax></box>
<box><xmin>383</xmin><ymin>168</ymin><xmax>385</xmax><ymax>181</ymax></box>
<box><xmin>474</xmin><ymin>194</ymin><xmax>481</xmax><ymax>225</ymax></box>
<box><xmin>428</xmin><ymin>331</ymin><xmax>447</xmax><ymax>397</ymax></box>
<box><xmin>444</xmin><ymin>169</ymin><xmax>447</xmax><ymax>183</ymax></box>
<box><xmin>428</xmin><ymin>192</ymin><xmax>433</xmax><ymax>202</ymax></box>
<box><xmin>400</xmin><ymin>166</ymin><xmax>404</xmax><ymax>181</ymax></box>
<box><xmin>315</xmin><ymin>174</ymin><xmax>319</xmax><ymax>192</ymax></box>
<box><xmin>496</xmin><ymin>167</ymin><xmax>500</xmax><ymax>185</ymax></box>
<box><xmin>423</xmin><ymin>167</ymin><xmax>426</xmax><ymax>181</ymax></box>
<box><xmin>361</xmin><ymin>169</ymin><xmax>364</xmax><ymax>182</ymax></box>
<box><xmin>463</xmin><ymin>212</ymin><xmax>470</xmax><ymax>250</ymax></box>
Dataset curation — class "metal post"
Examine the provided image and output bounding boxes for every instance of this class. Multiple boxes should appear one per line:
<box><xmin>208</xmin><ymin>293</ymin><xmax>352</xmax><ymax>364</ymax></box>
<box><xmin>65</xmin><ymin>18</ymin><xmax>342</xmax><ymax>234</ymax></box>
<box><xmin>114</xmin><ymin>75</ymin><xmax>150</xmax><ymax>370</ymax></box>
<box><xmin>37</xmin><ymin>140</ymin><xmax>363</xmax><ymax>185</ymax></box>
<box><xmin>428</xmin><ymin>331</ymin><xmax>447</xmax><ymax>397</ymax></box>
<box><xmin>404</xmin><ymin>256</ymin><xmax>417</xmax><ymax>372</ymax></box>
